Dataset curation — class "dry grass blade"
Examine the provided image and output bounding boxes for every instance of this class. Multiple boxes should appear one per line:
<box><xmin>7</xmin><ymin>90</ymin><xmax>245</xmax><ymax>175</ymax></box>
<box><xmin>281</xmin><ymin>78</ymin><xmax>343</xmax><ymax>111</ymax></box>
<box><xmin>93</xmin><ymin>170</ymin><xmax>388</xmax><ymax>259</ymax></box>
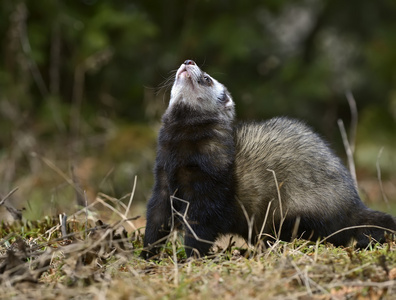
<box><xmin>95</xmin><ymin>195</ymin><xmax>137</xmax><ymax>231</ymax></box>
<box><xmin>0</xmin><ymin>187</ymin><xmax>19</xmax><ymax>206</ymax></box>
<box><xmin>125</xmin><ymin>175</ymin><xmax>137</xmax><ymax>217</ymax></box>
<box><xmin>338</xmin><ymin>119</ymin><xmax>358</xmax><ymax>188</ymax></box>
<box><xmin>237</xmin><ymin>198</ymin><xmax>255</xmax><ymax>247</ymax></box>
<box><xmin>169</xmin><ymin>195</ymin><xmax>213</xmax><ymax>246</ymax></box>
<box><xmin>0</xmin><ymin>211</ymin><xmax>395</xmax><ymax>299</ymax></box>
<box><xmin>257</xmin><ymin>199</ymin><xmax>273</xmax><ymax>244</ymax></box>
<box><xmin>345</xmin><ymin>91</ymin><xmax>358</xmax><ymax>154</ymax></box>
<box><xmin>0</xmin><ymin>181</ymin><xmax>395</xmax><ymax>300</ymax></box>
<box><xmin>267</xmin><ymin>169</ymin><xmax>283</xmax><ymax>221</ymax></box>
<box><xmin>377</xmin><ymin>147</ymin><xmax>390</xmax><ymax>207</ymax></box>
<box><xmin>320</xmin><ymin>224</ymin><xmax>396</xmax><ymax>244</ymax></box>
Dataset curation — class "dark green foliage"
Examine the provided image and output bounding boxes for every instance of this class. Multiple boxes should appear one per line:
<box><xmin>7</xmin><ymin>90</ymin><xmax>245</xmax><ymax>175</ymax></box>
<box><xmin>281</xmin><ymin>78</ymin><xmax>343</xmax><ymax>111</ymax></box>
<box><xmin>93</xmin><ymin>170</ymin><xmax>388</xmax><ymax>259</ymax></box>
<box><xmin>0</xmin><ymin>0</ymin><xmax>395</xmax><ymax>216</ymax></box>
<box><xmin>1</xmin><ymin>0</ymin><xmax>396</xmax><ymax>127</ymax></box>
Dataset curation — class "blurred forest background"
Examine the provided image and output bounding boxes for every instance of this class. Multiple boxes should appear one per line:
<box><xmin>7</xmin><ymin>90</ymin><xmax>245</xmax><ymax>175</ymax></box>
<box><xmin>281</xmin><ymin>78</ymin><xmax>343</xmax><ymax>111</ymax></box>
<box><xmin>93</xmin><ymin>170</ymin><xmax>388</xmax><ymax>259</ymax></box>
<box><xmin>0</xmin><ymin>0</ymin><xmax>395</xmax><ymax>222</ymax></box>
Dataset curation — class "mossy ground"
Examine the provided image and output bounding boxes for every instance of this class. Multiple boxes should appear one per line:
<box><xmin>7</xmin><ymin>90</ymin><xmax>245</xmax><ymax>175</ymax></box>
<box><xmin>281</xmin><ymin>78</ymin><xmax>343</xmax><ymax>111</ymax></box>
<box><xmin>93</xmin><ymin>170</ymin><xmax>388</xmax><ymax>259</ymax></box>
<box><xmin>0</xmin><ymin>195</ymin><xmax>395</xmax><ymax>300</ymax></box>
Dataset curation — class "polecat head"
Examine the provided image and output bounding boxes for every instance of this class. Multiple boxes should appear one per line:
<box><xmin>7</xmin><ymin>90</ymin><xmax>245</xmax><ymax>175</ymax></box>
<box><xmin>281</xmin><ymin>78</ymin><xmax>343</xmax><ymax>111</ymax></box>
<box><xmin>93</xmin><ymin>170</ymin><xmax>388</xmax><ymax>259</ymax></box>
<box><xmin>169</xmin><ymin>60</ymin><xmax>235</xmax><ymax>121</ymax></box>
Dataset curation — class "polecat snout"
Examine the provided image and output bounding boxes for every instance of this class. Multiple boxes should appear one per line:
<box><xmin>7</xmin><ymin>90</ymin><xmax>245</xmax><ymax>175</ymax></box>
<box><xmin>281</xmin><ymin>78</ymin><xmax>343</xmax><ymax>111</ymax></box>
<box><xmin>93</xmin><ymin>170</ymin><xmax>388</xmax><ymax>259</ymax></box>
<box><xmin>141</xmin><ymin>60</ymin><xmax>396</xmax><ymax>259</ymax></box>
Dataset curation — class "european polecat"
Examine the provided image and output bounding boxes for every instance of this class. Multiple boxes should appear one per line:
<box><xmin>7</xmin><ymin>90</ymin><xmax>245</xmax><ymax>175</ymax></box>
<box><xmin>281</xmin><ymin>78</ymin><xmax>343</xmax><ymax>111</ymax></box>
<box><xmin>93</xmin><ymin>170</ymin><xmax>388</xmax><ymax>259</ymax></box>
<box><xmin>141</xmin><ymin>59</ymin><xmax>396</xmax><ymax>258</ymax></box>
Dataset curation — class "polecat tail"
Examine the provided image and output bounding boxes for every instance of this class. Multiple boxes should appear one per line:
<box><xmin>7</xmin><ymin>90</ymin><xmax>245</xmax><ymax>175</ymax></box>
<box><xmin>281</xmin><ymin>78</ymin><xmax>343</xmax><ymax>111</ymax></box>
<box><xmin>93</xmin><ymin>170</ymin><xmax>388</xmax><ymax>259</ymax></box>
<box><xmin>355</xmin><ymin>209</ymin><xmax>396</xmax><ymax>248</ymax></box>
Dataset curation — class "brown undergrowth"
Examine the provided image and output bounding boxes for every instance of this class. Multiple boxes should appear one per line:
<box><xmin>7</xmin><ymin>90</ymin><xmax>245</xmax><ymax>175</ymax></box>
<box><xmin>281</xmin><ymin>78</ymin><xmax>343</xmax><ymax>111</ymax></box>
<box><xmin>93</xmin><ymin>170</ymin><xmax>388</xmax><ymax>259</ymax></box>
<box><xmin>0</xmin><ymin>192</ymin><xmax>396</xmax><ymax>300</ymax></box>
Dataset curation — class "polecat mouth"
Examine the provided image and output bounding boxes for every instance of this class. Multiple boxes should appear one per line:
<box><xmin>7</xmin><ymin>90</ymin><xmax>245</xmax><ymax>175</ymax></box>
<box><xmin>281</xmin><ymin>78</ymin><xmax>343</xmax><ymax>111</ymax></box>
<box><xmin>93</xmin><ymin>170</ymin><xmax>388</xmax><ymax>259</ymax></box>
<box><xmin>177</xmin><ymin>65</ymin><xmax>191</xmax><ymax>79</ymax></box>
<box><xmin>175</xmin><ymin>65</ymin><xmax>196</xmax><ymax>90</ymax></box>
<box><xmin>179</xmin><ymin>69</ymin><xmax>190</xmax><ymax>78</ymax></box>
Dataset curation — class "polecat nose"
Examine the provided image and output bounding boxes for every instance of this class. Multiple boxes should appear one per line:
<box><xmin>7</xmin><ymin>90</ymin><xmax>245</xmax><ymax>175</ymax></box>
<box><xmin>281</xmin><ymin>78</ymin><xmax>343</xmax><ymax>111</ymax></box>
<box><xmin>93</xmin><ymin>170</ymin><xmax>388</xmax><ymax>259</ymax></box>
<box><xmin>184</xmin><ymin>59</ymin><xmax>196</xmax><ymax>66</ymax></box>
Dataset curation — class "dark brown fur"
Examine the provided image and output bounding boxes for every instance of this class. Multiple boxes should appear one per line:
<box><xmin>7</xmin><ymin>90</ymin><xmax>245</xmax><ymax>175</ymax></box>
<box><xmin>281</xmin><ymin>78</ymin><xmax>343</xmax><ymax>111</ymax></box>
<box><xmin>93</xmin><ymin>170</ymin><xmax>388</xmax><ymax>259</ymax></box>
<box><xmin>141</xmin><ymin>61</ymin><xmax>396</xmax><ymax>259</ymax></box>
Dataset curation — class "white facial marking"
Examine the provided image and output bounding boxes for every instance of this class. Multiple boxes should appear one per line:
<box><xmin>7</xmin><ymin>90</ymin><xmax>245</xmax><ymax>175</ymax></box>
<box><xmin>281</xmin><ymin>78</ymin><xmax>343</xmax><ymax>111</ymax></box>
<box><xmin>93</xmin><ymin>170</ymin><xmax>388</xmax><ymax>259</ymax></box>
<box><xmin>169</xmin><ymin>62</ymin><xmax>235</xmax><ymax>119</ymax></box>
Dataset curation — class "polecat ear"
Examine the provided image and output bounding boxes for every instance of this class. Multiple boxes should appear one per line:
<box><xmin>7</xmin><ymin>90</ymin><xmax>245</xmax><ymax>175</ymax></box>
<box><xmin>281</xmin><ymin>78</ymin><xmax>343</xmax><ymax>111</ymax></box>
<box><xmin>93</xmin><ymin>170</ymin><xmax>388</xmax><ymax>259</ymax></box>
<box><xmin>224</xmin><ymin>93</ymin><xmax>234</xmax><ymax>108</ymax></box>
<box><xmin>217</xmin><ymin>90</ymin><xmax>233</xmax><ymax>107</ymax></box>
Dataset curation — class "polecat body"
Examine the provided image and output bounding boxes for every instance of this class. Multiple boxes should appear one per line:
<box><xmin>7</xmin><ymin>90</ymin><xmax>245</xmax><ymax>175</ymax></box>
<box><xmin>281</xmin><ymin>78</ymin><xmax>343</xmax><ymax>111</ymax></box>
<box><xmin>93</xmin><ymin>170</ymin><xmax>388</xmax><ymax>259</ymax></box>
<box><xmin>141</xmin><ymin>60</ymin><xmax>396</xmax><ymax>258</ymax></box>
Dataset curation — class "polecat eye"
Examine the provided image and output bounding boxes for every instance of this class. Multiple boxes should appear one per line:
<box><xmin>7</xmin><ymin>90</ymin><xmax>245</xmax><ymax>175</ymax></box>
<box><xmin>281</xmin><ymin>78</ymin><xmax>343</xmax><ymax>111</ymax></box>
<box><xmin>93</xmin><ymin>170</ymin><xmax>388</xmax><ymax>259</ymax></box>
<box><xmin>218</xmin><ymin>92</ymin><xmax>228</xmax><ymax>103</ymax></box>
<box><xmin>203</xmin><ymin>75</ymin><xmax>211</xmax><ymax>83</ymax></box>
